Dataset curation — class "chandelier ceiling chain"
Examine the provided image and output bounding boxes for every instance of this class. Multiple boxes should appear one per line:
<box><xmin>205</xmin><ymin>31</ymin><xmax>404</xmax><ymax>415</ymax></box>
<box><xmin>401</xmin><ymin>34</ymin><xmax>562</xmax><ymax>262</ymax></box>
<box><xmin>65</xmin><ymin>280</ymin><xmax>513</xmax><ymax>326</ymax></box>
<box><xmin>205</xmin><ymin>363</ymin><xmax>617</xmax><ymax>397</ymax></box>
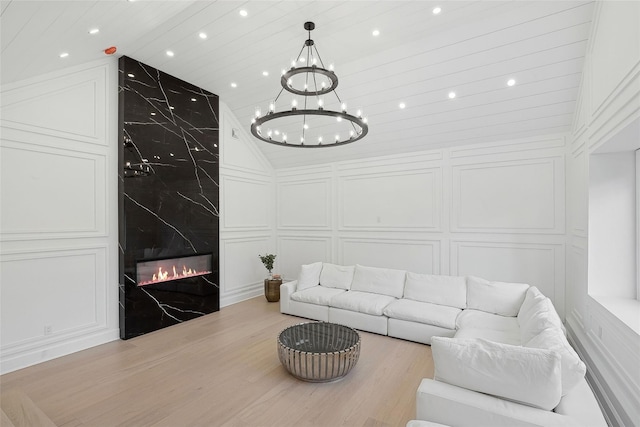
<box><xmin>250</xmin><ymin>21</ymin><xmax>368</xmax><ymax>148</ymax></box>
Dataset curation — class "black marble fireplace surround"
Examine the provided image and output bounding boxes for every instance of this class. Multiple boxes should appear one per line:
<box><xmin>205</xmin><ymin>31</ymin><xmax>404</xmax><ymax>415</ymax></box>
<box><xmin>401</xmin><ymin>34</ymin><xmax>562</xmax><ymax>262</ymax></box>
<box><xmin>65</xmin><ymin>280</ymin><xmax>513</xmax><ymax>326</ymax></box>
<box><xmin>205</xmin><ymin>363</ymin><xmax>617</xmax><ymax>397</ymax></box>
<box><xmin>118</xmin><ymin>56</ymin><xmax>220</xmax><ymax>339</ymax></box>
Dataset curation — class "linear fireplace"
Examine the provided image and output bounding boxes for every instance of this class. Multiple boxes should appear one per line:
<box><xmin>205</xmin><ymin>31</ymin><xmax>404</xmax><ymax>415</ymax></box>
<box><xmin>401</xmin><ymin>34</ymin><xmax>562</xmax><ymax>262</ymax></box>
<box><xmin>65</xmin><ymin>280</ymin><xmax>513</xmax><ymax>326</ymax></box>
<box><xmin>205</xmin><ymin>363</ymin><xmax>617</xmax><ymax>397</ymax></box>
<box><xmin>137</xmin><ymin>253</ymin><xmax>213</xmax><ymax>287</ymax></box>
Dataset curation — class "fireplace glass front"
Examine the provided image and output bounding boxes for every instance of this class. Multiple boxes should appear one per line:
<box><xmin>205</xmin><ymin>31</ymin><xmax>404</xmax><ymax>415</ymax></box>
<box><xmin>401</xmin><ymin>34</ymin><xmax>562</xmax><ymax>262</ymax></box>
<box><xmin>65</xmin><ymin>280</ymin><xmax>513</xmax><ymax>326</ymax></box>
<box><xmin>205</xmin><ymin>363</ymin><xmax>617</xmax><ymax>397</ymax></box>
<box><xmin>136</xmin><ymin>253</ymin><xmax>213</xmax><ymax>287</ymax></box>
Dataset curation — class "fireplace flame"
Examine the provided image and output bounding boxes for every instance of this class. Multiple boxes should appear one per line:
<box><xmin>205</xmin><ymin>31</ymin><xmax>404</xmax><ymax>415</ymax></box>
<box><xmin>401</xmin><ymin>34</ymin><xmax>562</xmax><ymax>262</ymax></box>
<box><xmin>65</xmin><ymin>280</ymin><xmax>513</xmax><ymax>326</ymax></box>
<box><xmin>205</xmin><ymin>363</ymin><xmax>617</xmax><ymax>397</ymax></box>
<box><xmin>139</xmin><ymin>263</ymin><xmax>211</xmax><ymax>286</ymax></box>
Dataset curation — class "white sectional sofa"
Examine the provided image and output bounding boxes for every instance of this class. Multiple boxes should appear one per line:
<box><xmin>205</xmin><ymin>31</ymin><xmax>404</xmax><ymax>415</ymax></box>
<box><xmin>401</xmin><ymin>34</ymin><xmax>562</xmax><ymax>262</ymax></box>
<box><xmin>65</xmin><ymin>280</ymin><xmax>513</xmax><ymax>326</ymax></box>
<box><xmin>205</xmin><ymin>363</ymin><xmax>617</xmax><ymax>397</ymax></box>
<box><xmin>280</xmin><ymin>262</ymin><xmax>607</xmax><ymax>427</ymax></box>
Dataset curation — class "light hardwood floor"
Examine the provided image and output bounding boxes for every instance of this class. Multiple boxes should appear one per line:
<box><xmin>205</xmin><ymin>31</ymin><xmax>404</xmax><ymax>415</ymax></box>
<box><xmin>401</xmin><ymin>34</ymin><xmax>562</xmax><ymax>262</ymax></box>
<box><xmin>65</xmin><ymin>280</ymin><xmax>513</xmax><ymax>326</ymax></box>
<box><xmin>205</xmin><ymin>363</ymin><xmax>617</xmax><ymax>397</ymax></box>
<box><xmin>0</xmin><ymin>297</ymin><xmax>434</xmax><ymax>427</ymax></box>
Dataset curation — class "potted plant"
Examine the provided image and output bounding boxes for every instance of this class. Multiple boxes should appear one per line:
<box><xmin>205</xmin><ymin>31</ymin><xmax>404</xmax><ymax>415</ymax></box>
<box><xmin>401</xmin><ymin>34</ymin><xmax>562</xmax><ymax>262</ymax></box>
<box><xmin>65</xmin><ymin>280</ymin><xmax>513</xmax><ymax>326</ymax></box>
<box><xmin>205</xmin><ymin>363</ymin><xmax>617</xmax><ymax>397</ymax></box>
<box><xmin>258</xmin><ymin>253</ymin><xmax>276</xmax><ymax>278</ymax></box>
<box><xmin>259</xmin><ymin>253</ymin><xmax>279</xmax><ymax>302</ymax></box>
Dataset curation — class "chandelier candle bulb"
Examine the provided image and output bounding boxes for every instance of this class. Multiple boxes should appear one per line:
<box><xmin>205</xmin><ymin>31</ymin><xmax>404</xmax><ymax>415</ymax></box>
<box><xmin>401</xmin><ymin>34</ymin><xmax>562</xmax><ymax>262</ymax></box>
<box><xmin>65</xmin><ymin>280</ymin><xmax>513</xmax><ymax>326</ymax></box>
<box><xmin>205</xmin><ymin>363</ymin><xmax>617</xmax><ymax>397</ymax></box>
<box><xmin>291</xmin><ymin>99</ymin><xmax>298</xmax><ymax>109</ymax></box>
<box><xmin>255</xmin><ymin>107</ymin><xmax>261</xmax><ymax>117</ymax></box>
<box><xmin>269</xmin><ymin>102</ymin><xmax>275</xmax><ymax>113</ymax></box>
<box><xmin>341</xmin><ymin>102</ymin><xmax>347</xmax><ymax>112</ymax></box>
<box><xmin>318</xmin><ymin>98</ymin><xmax>324</xmax><ymax>109</ymax></box>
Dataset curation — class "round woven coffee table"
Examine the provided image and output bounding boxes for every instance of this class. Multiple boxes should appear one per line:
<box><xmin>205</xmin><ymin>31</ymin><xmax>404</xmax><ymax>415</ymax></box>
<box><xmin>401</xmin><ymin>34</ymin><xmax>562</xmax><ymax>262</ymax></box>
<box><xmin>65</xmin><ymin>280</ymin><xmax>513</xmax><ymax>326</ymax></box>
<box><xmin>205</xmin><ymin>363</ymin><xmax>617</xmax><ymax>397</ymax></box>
<box><xmin>277</xmin><ymin>322</ymin><xmax>361</xmax><ymax>382</ymax></box>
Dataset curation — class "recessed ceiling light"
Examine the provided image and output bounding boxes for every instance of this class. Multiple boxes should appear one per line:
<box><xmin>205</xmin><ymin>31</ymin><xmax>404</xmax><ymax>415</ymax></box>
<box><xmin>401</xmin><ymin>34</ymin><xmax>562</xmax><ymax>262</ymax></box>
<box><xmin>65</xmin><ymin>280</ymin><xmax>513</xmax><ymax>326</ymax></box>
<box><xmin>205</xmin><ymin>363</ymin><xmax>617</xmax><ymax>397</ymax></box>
<box><xmin>433</xmin><ymin>6</ymin><xmax>442</xmax><ymax>15</ymax></box>
<box><xmin>399</xmin><ymin>102</ymin><xmax>406</xmax><ymax>109</ymax></box>
<box><xmin>239</xmin><ymin>9</ymin><xmax>248</xmax><ymax>17</ymax></box>
<box><xmin>507</xmin><ymin>78</ymin><xmax>516</xmax><ymax>87</ymax></box>
<box><xmin>448</xmin><ymin>91</ymin><xmax>456</xmax><ymax>99</ymax></box>
<box><xmin>262</xmin><ymin>71</ymin><xmax>269</xmax><ymax>77</ymax></box>
<box><xmin>127</xmin><ymin>73</ymin><xmax>135</xmax><ymax>78</ymax></box>
<box><xmin>230</xmin><ymin>82</ymin><xmax>237</xmax><ymax>88</ymax></box>
<box><xmin>88</xmin><ymin>28</ymin><xmax>99</xmax><ymax>35</ymax></box>
<box><xmin>199</xmin><ymin>32</ymin><xmax>207</xmax><ymax>40</ymax></box>
<box><xmin>166</xmin><ymin>50</ymin><xmax>174</xmax><ymax>57</ymax></box>
<box><xmin>372</xmin><ymin>29</ymin><xmax>380</xmax><ymax>37</ymax></box>
<box><xmin>59</xmin><ymin>52</ymin><xmax>69</xmax><ymax>58</ymax></box>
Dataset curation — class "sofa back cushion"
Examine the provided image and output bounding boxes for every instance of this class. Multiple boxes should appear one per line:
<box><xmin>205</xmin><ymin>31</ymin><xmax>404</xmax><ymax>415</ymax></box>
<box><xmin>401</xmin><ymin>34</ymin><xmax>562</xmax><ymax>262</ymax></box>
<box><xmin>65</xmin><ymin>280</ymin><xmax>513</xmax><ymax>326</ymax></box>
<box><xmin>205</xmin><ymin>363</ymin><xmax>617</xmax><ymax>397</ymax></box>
<box><xmin>467</xmin><ymin>276</ymin><xmax>529</xmax><ymax>317</ymax></box>
<box><xmin>404</xmin><ymin>273</ymin><xmax>466</xmax><ymax>309</ymax></box>
<box><xmin>519</xmin><ymin>297</ymin><xmax>563</xmax><ymax>343</ymax></box>
<box><xmin>319</xmin><ymin>263</ymin><xmax>355</xmax><ymax>290</ymax></box>
<box><xmin>350</xmin><ymin>264</ymin><xmax>406</xmax><ymax>298</ymax></box>
<box><xmin>525</xmin><ymin>328</ymin><xmax>586</xmax><ymax>396</ymax></box>
<box><xmin>297</xmin><ymin>262</ymin><xmax>323</xmax><ymax>291</ymax></box>
<box><xmin>431</xmin><ymin>336</ymin><xmax>562</xmax><ymax>411</ymax></box>
<box><xmin>517</xmin><ymin>286</ymin><xmax>546</xmax><ymax>323</ymax></box>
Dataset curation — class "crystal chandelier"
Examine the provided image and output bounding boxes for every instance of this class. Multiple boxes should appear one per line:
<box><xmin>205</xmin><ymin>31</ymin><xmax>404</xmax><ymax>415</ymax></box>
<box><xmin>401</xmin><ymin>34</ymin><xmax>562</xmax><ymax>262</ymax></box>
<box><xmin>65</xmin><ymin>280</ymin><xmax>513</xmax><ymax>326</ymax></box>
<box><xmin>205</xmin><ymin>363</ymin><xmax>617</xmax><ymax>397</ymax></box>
<box><xmin>250</xmin><ymin>22</ymin><xmax>368</xmax><ymax>148</ymax></box>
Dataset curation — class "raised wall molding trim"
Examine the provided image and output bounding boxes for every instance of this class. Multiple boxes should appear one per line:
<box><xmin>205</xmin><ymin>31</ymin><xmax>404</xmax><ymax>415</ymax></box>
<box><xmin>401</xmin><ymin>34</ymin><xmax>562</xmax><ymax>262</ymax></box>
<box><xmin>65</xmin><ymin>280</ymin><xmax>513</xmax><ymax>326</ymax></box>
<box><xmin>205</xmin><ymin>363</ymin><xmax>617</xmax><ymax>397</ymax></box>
<box><xmin>0</xmin><ymin>246</ymin><xmax>108</xmax><ymax>352</ymax></box>
<box><xmin>221</xmin><ymin>176</ymin><xmax>271</xmax><ymax>231</ymax></box>
<box><xmin>338</xmin><ymin>168</ymin><xmax>442</xmax><ymax>232</ymax></box>
<box><xmin>451</xmin><ymin>156</ymin><xmax>564</xmax><ymax>234</ymax></box>
<box><xmin>0</xmin><ymin>141</ymin><xmax>107</xmax><ymax>240</ymax></box>
<box><xmin>277</xmin><ymin>178</ymin><xmax>332</xmax><ymax>230</ymax></box>
<box><xmin>449</xmin><ymin>135</ymin><xmax>565</xmax><ymax>160</ymax></box>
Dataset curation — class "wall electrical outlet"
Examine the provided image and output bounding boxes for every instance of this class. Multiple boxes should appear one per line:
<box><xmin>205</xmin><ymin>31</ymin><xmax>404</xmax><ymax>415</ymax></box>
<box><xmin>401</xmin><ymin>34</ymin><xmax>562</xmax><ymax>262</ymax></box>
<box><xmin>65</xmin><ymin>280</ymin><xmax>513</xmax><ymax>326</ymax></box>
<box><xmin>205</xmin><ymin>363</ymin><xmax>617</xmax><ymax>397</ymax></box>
<box><xmin>44</xmin><ymin>325</ymin><xmax>53</xmax><ymax>336</ymax></box>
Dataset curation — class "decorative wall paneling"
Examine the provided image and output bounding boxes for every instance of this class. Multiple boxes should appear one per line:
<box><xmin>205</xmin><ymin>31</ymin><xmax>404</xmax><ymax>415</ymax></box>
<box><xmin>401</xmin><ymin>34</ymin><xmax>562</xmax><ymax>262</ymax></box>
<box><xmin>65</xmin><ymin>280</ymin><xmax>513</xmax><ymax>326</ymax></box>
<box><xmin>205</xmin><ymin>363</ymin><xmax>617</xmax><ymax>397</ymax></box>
<box><xmin>220</xmin><ymin>235</ymin><xmax>272</xmax><ymax>304</ymax></box>
<box><xmin>277</xmin><ymin>236</ymin><xmax>333</xmax><ymax>281</ymax></box>
<box><xmin>0</xmin><ymin>138</ymin><xmax>106</xmax><ymax>240</ymax></box>
<box><xmin>451</xmin><ymin>156</ymin><xmax>563</xmax><ymax>233</ymax></box>
<box><xmin>277</xmin><ymin>178</ymin><xmax>332</xmax><ymax>230</ymax></box>
<box><xmin>566</xmin><ymin>2</ymin><xmax>640</xmax><ymax>425</ymax></box>
<box><xmin>218</xmin><ymin>102</ymin><xmax>275</xmax><ymax>307</ymax></box>
<box><xmin>340</xmin><ymin>237</ymin><xmax>441</xmax><ymax>275</ymax></box>
<box><xmin>276</xmin><ymin>135</ymin><xmax>566</xmax><ymax>311</ymax></box>
<box><xmin>0</xmin><ymin>59</ymin><xmax>119</xmax><ymax>374</ymax></box>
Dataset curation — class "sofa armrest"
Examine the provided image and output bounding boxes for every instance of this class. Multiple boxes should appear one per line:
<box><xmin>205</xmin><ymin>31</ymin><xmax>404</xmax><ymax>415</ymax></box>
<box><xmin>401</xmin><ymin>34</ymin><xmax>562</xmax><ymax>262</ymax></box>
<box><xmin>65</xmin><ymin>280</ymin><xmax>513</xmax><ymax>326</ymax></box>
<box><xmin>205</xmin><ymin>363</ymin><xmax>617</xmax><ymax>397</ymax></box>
<box><xmin>279</xmin><ymin>280</ymin><xmax>298</xmax><ymax>314</ymax></box>
<box><xmin>416</xmin><ymin>379</ymin><xmax>582</xmax><ymax>427</ymax></box>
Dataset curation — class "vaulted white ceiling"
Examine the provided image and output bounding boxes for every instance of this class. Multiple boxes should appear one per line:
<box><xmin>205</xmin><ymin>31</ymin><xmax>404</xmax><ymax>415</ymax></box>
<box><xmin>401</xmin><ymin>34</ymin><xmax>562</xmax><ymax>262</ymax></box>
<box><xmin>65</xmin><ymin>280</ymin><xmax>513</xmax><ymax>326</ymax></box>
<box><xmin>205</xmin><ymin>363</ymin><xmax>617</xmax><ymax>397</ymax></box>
<box><xmin>1</xmin><ymin>0</ymin><xmax>594</xmax><ymax>168</ymax></box>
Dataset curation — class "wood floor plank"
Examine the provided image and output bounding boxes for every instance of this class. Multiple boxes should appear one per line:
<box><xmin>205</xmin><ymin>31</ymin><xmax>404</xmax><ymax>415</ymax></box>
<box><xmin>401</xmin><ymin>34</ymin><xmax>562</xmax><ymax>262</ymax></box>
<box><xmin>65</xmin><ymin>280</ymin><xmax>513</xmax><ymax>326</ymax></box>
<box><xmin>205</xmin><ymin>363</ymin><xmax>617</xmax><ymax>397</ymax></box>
<box><xmin>0</xmin><ymin>297</ymin><xmax>433</xmax><ymax>426</ymax></box>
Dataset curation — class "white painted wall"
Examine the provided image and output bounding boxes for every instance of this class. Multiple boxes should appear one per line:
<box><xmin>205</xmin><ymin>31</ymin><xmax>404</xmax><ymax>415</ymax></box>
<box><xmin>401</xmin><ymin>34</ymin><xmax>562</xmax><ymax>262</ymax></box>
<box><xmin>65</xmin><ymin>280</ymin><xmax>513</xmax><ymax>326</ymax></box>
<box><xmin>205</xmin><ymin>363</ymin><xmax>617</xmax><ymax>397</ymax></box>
<box><xmin>567</xmin><ymin>1</ymin><xmax>640</xmax><ymax>426</ymax></box>
<box><xmin>0</xmin><ymin>59</ymin><xmax>275</xmax><ymax>374</ymax></box>
<box><xmin>275</xmin><ymin>135</ymin><xmax>567</xmax><ymax>316</ymax></box>
<box><xmin>0</xmin><ymin>58</ymin><xmax>120</xmax><ymax>374</ymax></box>
<box><xmin>218</xmin><ymin>102</ymin><xmax>276</xmax><ymax>307</ymax></box>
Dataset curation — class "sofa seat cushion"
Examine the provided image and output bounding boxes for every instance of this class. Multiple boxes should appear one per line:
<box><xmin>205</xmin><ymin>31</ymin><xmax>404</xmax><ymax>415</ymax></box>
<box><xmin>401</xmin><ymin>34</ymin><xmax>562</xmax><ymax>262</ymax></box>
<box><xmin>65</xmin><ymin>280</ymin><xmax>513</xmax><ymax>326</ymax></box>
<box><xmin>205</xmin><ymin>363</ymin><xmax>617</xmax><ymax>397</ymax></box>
<box><xmin>467</xmin><ymin>276</ymin><xmax>529</xmax><ymax>317</ymax></box>
<box><xmin>291</xmin><ymin>286</ymin><xmax>346</xmax><ymax>306</ymax></box>
<box><xmin>431</xmin><ymin>337</ymin><xmax>562</xmax><ymax>411</ymax></box>
<box><xmin>350</xmin><ymin>264</ymin><xmax>406</xmax><ymax>298</ymax></box>
<box><xmin>525</xmin><ymin>327</ymin><xmax>586</xmax><ymax>395</ymax></box>
<box><xmin>383</xmin><ymin>299</ymin><xmax>460</xmax><ymax>330</ymax></box>
<box><xmin>404</xmin><ymin>273</ymin><xmax>466</xmax><ymax>309</ymax></box>
<box><xmin>456</xmin><ymin>309</ymin><xmax>519</xmax><ymax>333</ymax></box>
<box><xmin>454</xmin><ymin>327</ymin><xmax>521</xmax><ymax>346</ymax></box>
<box><xmin>330</xmin><ymin>290</ymin><xmax>396</xmax><ymax>316</ymax></box>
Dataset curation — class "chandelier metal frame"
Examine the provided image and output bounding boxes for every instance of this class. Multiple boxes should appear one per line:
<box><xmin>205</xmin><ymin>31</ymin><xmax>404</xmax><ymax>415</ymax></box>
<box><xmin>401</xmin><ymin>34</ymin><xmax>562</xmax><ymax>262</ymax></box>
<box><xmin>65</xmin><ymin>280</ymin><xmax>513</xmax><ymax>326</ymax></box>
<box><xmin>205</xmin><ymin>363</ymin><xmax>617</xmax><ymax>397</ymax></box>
<box><xmin>250</xmin><ymin>21</ymin><xmax>368</xmax><ymax>148</ymax></box>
